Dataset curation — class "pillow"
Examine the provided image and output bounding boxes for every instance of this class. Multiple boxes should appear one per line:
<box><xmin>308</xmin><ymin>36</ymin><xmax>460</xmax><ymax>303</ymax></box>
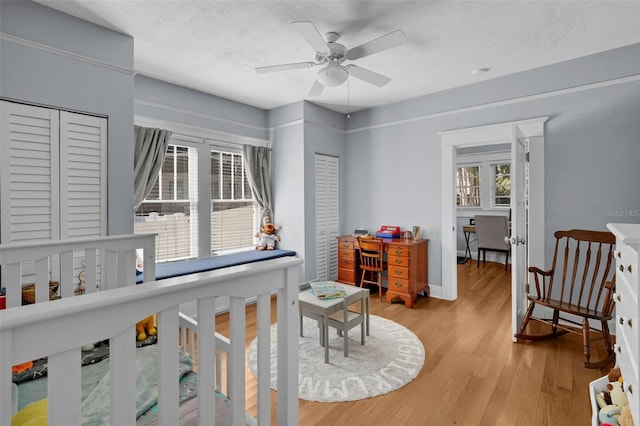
<box><xmin>12</xmin><ymin>399</ymin><xmax>47</xmax><ymax>426</ymax></box>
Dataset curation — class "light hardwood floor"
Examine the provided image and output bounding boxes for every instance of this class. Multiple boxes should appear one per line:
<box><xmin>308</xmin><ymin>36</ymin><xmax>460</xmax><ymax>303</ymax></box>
<box><xmin>215</xmin><ymin>260</ymin><xmax>613</xmax><ymax>425</ymax></box>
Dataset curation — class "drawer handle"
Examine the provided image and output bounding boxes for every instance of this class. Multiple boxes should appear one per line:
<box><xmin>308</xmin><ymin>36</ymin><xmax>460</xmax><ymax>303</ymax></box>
<box><xmin>395</xmin><ymin>259</ymin><xmax>403</xmax><ymax>264</ymax></box>
<box><xmin>394</xmin><ymin>250</ymin><xmax>402</xmax><ymax>255</ymax></box>
<box><xmin>342</xmin><ymin>260</ymin><xmax>349</xmax><ymax>265</ymax></box>
<box><xmin>394</xmin><ymin>282</ymin><xmax>402</xmax><ymax>288</ymax></box>
<box><xmin>394</xmin><ymin>269</ymin><xmax>403</xmax><ymax>275</ymax></box>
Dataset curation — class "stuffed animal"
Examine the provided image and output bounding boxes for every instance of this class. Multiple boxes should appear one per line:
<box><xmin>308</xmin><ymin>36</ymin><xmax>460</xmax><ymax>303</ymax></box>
<box><xmin>136</xmin><ymin>315</ymin><xmax>157</xmax><ymax>341</ymax></box>
<box><xmin>255</xmin><ymin>220</ymin><xmax>281</xmax><ymax>250</ymax></box>
<box><xmin>618</xmin><ymin>405</ymin><xmax>635</xmax><ymax>426</ymax></box>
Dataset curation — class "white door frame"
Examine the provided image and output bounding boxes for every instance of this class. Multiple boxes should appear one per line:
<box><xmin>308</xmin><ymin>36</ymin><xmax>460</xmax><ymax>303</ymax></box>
<box><xmin>439</xmin><ymin>117</ymin><xmax>548</xmax><ymax>303</ymax></box>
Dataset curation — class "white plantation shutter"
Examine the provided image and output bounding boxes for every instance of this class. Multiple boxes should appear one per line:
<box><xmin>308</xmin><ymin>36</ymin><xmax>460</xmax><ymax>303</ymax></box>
<box><xmin>0</xmin><ymin>102</ymin><xmax>60</xmax><ymax>243</ymax></box>
<box><xmin>315</xmin><ymin>154</ymin><xmax>339</xmax><ymax>281</ymax></box>
<box><xmin>1</xmin><ymin>101</ymin><xmax>107</xmax><ymax>291</ymax></box>
<box><xmin>60</xmin><ymin>111</ymin><xmax>107</xmax><ymax>239</ymax></box>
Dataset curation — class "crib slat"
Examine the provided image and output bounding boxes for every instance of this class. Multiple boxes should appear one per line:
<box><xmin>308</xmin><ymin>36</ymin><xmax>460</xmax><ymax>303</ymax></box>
<box><xmin>103</xmin><ymin>250</ymin><xmax>117</xmax><ymax>290</ymax></box>
<box><xmin>197</xmin><ymin>297</ymin><xmax>216</xmax><ymax>425</ymax></box>
<box><xmin>0</xmin><ymin>329</ymin><xmax>13</xmax><ymax>426</ymax></box>
<box><xmin>158</xmin><ymin>306</ymin><xmax>180</xmax><ymax>426</ymax></box>
<box><xmin>85</xmin><ymin>248</ymin><xmax>98</xmax><ymax>294</ymax></box>
<box><xmin>257</xmin><ymin>292</ymin><xmax>271</xmax><ymax>425</ymax></box>
<box><xmin>229</xmin><ymin>296</ymin><xmax>246</xmax><ymax>425</ymax></box>
<box><xmin>110</xmin><ymin>327</ymin><xmax>137</xmax><ymax>425</ymax></box>
<box><xmin>277</xmin><ymin>266</ymin><xmax>300</xmax><ymax>426</ymax></box>
<box><xmin>48</xmin><ymin>348</ymin><xmax>81</xmax><ymax>425</ymax></box>
<box><xmin>60</xmin><ymin>250</ymin><xmax>74</xmax><ymax>298</ymax></box>
<box><xmin>5</xmin><ymin>263</ymin><xmax>21</xmax><ymax>308</ymax></box>
<box><xmin>35</xmin><ymin>258</ymin><xmax>49</xmax><ymax>303</ymax></box>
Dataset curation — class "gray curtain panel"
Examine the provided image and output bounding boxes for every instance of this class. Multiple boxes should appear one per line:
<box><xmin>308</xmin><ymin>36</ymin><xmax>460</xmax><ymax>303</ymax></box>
<box><xmin>133</xmin><ymin>125</ymin><xmax>172</xmax><ymax>210</ymax></box>
<box><xmin>242</xmin><ymin>145</ymin><xmax>273</xmax><ymax>223</ymax></box>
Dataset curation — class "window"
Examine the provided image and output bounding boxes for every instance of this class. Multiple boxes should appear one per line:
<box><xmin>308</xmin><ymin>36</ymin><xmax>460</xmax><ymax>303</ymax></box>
<box><xmin>135</xmin><ymin>144</ymin><xmax>198</xmax><ymax>262</ymax></box>
<box><xmin>456</xmin><ymin>150</ymin><xmax>511</xmax><ymax>211</ymax></box>
<box><xmin>493</xmin><ymin>163</ymin><xmax>511</xmax><ymax>207</ymax></box>
<box><xmin>456</xmin><ymin>165</ymin><xmax>480</xmax><ymax>207</ymax></box>
<box><xmin>210</xmin><ymin>150</ymin><xmax>255</xmax><ymax>252</ymax></box>
<box><xmin>134</xmin><ymin>134</ymin><xmax>258</xmax><ymax>263</ymax></box>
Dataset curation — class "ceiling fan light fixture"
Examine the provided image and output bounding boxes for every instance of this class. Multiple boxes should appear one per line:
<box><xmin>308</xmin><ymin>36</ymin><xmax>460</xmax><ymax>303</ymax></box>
<box><xmin>317</xmin><ymin>64</ymin><xmax>348</xmax><ymax>87</ymax></box>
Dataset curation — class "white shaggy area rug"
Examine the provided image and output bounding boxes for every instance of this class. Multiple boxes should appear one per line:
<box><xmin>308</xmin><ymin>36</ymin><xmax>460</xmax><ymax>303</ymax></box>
<box><xmin>247</xmin><ymin>315</ymin><xmax>425</xmax><ymax>402</ymax></box>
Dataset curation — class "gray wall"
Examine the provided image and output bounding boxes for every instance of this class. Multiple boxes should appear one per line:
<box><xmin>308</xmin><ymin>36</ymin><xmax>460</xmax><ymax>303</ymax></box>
<box><xmin>343</xmin><ymin>44</ymin><xmax>640</xmax><ymax>293</ymax></box>
<box><xmin>0</xmin><ymin>0</ymin><xmax>135</xmax><ymax>235</ymax></box>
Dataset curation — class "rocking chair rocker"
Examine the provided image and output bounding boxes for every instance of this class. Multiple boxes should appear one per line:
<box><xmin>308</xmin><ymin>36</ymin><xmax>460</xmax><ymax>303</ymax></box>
<box><xmin>515</xmin><ymin>229</ymin><xmax>617</xmax><ymax>368</ymax></box>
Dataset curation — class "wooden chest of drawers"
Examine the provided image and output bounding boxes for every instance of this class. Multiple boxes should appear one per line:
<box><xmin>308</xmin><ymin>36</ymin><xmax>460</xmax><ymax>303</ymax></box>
<box><xmin>336</xmin><ymin>236</ymin><xmax>360</xmax><ymax>285</ymax></box>
<box><xmin>385</xmin><ymin>239</ymin><xmax>429</xmax><ymax>308</ymax></box>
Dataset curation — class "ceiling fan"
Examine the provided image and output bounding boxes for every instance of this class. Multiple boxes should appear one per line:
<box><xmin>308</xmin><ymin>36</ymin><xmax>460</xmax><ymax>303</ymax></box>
<box><xmin>255</xmin><ymin>21</ymin><xmax>407</xmax><ymax>97</ymax></box>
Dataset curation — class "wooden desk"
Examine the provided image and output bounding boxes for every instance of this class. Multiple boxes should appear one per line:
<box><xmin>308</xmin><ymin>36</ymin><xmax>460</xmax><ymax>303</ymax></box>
<box><xmin>336</xmin><ymin>236</ymin><xmax>429</xmax><ymax>308</ymax></box>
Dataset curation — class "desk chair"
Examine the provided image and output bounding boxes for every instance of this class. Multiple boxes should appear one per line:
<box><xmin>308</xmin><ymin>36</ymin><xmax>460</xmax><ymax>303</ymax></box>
<box><xmin>357</xmin><ymin>237</ymin><xmax>385</xmax><ymax>299</ymax></box>
<box><xmin>475</xmin><ymin>215</ymin><xmax>510</xmax><ymax>270</ymax></box>
<box><xmin>327</xmin><ymin>289</ymin><xmax>368</xmax><ymax>358</ymax></box>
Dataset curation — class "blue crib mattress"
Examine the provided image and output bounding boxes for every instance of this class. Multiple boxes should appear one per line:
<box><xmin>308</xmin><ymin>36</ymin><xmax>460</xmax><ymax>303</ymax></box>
<box><xmin>136</xmin><ymin>249</ymin><xmax>296</xmax><ymax>283</ymax></box>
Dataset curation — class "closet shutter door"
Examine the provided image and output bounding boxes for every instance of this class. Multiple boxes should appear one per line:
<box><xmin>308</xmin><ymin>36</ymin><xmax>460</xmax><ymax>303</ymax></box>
<box><xmin>0</xmin><ymin>101</ymin><xmax>60</xmax><ymax>244</ymax></box>
<box><xmin>315</xmin><ymin>154</ymin><xmax>339</xmax><ymax>281</ymax></box>
<box><xmin>59</xmin><ymin>111</ymin><xmax>107</xmax><ymax>239</ymax></box>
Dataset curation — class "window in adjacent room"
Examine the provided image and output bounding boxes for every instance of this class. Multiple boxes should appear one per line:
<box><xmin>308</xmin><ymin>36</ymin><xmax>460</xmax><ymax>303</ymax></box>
<box><xmin>456</xmin><ymin>149</ymin><xmax>511</xmax><ymax>212</ymax></box>
<box><xmin>492</xmin><ymin>163</ymin><xmax>511</xmax><ymax>207</ymax></box>
<box><xmin>456</xmin><ymin>165</ymin><xmax>481</xmax><ymax>207</ymax></box>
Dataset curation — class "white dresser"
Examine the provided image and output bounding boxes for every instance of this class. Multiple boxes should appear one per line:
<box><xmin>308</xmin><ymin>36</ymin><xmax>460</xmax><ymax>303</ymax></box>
<box><xmin>608</xmin><ymin>223</ymin><xmax>640</xmax><ymax>424</ymax></box>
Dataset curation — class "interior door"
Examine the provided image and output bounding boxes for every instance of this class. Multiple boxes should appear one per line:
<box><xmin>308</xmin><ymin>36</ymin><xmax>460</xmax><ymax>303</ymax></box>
<box><xmin>510</xmin><ymin>125</ymin><xmax>528</xmax><ymax>339</ymax></box>
<box><xmin>315</xmin><ymin>154</ymin><xmax>339</xmax><ymax>281</ymax></box>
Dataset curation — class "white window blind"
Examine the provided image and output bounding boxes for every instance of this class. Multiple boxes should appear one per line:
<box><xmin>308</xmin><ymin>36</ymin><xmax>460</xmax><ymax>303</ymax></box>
<box><xmin>134</xmin><ymin>141</ymin><xmax>198</xmax><ymax>262</ymax></box>
<box><xmin>210</xmin><ymin>150</ymin><xmax>254</xmax><ymax>253</ymax></box>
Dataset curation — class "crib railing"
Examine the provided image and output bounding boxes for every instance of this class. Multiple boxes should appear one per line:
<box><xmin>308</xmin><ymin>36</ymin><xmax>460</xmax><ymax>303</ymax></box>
<box><xmin>0</xmin><ymin>235</ymin><xmax>302</xmax><ymax>426</ymax></box>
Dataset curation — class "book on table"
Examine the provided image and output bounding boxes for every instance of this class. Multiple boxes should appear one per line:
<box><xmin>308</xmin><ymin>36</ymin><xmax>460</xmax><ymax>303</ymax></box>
<box><xmin>310</xmin><ymin>282</ymin><xmax>346</xmax><ymax>300</ymax></box>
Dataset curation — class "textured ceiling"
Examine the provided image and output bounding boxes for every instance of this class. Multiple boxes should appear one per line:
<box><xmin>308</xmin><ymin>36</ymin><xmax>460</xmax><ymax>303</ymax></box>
<box><xmin>35</xmin><ymin>1</ymin><xmax>640</xmax><ymax>113</ymax></box>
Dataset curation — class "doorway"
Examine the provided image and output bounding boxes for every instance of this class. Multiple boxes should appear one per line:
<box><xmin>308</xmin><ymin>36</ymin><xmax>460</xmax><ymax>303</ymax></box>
<box><xmin>440</xmin><ymin>117</ymin><xmax>547</xmax><ymax>339</ymax></box>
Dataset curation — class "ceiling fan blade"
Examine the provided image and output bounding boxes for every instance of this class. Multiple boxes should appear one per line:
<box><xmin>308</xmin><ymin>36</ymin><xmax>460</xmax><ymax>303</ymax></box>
<box><xmin>347</xmin><ymin>65</ymin><xmax>391</xmax><ymax>87</ymax></box>
<box><xmin>308</xmin><ymin>80</ymin><xmax>325</xmax><ymax>97</ymax></box>
<box><xmin>346</xmin><ymin>30</ymin><xmax>407</xmax><ymax>60</ymax></box>
<box><xmin>292</xmin><ymin>21</ymin><xmax>330</xmax><ymax>53</ymax></box>
<box><xmin>255</xmin><ymin>62</ymin><xmax>316</xmax><ymax>74</ymax></box>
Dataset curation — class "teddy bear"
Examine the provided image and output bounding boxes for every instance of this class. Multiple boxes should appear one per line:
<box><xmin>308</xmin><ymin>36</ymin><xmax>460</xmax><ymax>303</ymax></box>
<box><xmin>136</xmin><ymin>315</ymin><xmax>157</xmax><ymax>341</ymax></box>
<box><xmin>595</xmin><ymin>366</ymin><xmax>633</xmax><ymax>426</ymax></box>
<box><xmin>255</xmin><ymin>220</ymin><xmax>281</xmax><ymax>250</ymax></box>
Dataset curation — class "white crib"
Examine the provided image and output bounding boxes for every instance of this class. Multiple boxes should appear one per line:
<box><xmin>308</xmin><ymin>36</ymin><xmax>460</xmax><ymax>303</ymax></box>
<box><xmin>0</xmin><ymin>234</ymin><xmax>302</xmax><ymax>425</ymax></box>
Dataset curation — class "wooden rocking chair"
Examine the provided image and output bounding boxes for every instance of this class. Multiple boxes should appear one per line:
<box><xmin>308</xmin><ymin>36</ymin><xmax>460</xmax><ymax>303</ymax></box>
<box><xmin>515</xmin><ymin>229</ymin><xmax>617</xmax><ymax>368</ymax></box>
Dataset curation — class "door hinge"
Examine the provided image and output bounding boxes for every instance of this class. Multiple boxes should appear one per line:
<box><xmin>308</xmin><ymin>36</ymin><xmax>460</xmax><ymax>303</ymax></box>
<box><xmin>525</xmin><ymin>151</ymin><xmax>530</xmax><ymax>162</ymax></box>
<box><xmin>525</xmin><ymin>283</ymin><xmax>530</xmax><ymax>294</ymax></box>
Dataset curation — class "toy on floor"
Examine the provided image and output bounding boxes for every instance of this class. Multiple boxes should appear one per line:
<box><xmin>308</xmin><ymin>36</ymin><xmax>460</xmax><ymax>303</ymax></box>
<box><xmin>255</xmin><ymin>219</ymin><xmax>281</xmax><ymax>250</ymax></box>
<box><xmin>136</xmin><ymin>315</ymin><xmax>157</xmax><ymax>341</ymax></box>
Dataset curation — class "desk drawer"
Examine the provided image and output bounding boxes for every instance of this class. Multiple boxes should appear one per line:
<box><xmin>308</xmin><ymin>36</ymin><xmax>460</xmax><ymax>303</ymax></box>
<box><xmin>388</xmin><ymin>246</ymin><xmax>410</xmax><ymax>257</ymax></box>
<box><xmin>389</xmin><ymin>256</ymin><xmax>409</xmax><ymax>267</ymax></box>
<box><xmin>339</xmin><ymin>240</ymin><xmax>355</xmax><ymax>250</ymax></box>
<box><xmin>338</xmin><ymin>269</ymin><xmax>357</xmax><ymax>283</ymax></box>
<box><xmin>388</xmin><ymin>266</ymin><xmax>409</xmax><ymax>279</ymax></box>
<box><xmin>338</xmin><ymin>258</ymin><xmax>355</xmax><ymax>269</ymax></box>
<box><xmin>338</xmin><ymin>249</ymin><xmax>355</xmax><ymax>260</ymax></box>
<box><xmin>388</xmin><ymin>277</ymin><xmax>410</xmax><ymax>294</ymax></box>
